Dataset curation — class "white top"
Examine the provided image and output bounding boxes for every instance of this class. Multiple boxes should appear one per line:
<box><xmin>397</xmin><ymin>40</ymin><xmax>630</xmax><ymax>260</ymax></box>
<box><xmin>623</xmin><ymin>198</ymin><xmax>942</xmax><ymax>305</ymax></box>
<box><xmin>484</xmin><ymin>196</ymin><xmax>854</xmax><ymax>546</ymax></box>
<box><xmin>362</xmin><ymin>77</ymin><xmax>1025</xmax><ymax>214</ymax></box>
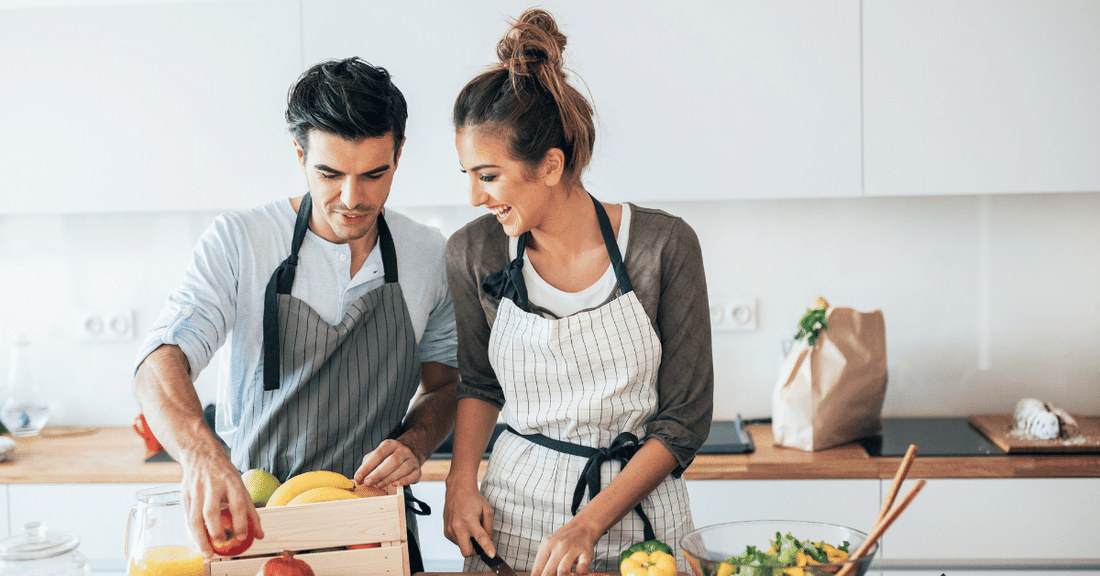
<box><xmin>510</xmin><ymin>203</ymin><xmax>632</xmax><ymax>318</ymax></box>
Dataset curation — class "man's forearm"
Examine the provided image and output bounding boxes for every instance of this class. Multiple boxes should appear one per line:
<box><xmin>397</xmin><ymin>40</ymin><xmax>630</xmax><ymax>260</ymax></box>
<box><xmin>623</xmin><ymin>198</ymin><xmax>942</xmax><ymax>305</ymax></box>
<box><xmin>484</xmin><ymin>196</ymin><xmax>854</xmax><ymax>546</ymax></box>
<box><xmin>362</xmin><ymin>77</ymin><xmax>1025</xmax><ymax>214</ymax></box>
<box><xmin>133</xmin><ymin>344</ymin><xmax>226</xmax><ymax>466</ymax></box>
<box><xmin>397</xmin><ymin>361</ymin><xmax>459</xmax><ymax>464</ymax></box>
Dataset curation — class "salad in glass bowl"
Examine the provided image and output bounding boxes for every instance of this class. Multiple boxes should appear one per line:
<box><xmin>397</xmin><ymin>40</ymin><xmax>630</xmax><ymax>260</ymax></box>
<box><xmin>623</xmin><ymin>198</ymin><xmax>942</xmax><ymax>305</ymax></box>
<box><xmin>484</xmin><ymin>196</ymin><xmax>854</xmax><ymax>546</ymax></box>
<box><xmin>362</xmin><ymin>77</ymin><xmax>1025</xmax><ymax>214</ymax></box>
<box><xmin>680</xmin><ymin>520</ymin><xmax>877</xmax><ymax>576</ymax></box>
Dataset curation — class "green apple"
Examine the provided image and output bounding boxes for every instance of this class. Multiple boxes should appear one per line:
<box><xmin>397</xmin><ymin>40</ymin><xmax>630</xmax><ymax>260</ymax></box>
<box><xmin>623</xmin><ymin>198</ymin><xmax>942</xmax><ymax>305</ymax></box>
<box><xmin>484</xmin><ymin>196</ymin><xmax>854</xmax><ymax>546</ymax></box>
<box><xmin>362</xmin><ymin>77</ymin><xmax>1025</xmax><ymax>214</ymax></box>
<box><xmin>242</xmin><ymin>469</ymin><xmax>281</xmax><ymax>507</ymax></box>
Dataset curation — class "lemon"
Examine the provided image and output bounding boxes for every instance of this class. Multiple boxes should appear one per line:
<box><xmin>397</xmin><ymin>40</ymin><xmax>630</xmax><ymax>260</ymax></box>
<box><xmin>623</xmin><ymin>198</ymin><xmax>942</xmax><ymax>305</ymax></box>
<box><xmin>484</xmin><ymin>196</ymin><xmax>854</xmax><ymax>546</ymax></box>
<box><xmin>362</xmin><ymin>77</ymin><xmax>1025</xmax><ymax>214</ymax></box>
<box><xmin>242</xmin><ymin>469</ymin><xmax>281</xmax><ymax>506</ymax></box>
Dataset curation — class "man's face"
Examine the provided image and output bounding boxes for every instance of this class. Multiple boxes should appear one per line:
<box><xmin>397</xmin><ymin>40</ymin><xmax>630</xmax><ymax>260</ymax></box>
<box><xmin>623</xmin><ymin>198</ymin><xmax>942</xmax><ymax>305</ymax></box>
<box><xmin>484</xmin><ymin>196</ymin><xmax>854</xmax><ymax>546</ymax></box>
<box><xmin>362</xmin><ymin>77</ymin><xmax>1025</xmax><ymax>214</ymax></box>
<box><xmin>296</xmin><ymin>130</ymin><xmax>402</xmax><ymax>246</ymax></box>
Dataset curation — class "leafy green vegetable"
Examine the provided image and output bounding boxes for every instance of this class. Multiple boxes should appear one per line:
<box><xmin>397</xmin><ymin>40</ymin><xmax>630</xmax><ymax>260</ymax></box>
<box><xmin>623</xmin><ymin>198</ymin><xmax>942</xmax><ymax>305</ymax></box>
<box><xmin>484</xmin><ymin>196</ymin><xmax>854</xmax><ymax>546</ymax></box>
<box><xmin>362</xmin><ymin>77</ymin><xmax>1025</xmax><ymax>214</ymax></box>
<box><xmin>723</xmin><ymin>532</ymin><xmax>851</xmax><ymax>573</ymax></box>
<box><xmin>795</xmin><ymin>307</ymin><xmax>829</xmax><ymax>346</ymax></box>
<box><xmin>802</xmin><ymin>542</ymin><xmax>827</xmax><ymax>563</ymax></box>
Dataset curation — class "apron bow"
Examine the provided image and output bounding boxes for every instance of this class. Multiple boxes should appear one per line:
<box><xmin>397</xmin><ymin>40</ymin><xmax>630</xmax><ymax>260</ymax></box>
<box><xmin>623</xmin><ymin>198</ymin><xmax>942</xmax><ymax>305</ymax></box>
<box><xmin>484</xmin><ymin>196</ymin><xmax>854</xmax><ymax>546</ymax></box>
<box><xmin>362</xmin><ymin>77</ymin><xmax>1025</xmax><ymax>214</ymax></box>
<box><xmin>481</xmin><ymin>233</ymin><xmax>529</xmax><ymax>311</ymax></box>
<box><xmin>570</xmin><ymin>431</ymin><xmax>656</xmax><ymax>542</ymax></box>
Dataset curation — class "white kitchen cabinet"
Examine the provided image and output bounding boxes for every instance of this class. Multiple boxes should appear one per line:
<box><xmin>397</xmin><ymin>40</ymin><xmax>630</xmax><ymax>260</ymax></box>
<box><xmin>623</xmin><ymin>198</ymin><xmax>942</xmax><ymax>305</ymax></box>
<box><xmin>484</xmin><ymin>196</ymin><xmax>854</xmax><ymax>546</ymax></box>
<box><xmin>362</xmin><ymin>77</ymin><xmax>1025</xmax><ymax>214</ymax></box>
<box><xmin>409</xmin><ymin>481</ymin><xmax>465</xmax><ymax>572</ymax></box>
<box><xmin>0</xmin><ymin>1</ymin><xmax>304</xmax><ymax>215</ymax></box>
<box><xmin>879</xmin><ymin>478</ymin><xmax>1100</xmax><ymax>560</ymax></box>
<box><xmin>0</xmin><ymin>485</ymin><xmax>7</xmax><ymax>539</ymax></box>
<box><xmin>301</xmin><ymin>0</ymin><xmax>863</xmax><ymax>206</ymax></box>
<box><xmin>7</xmin><ymin>482</ymin><xmax>164</xmax><ymax>567</ymax></box>
<box><xmin>863</xmin><ymin>0</ymin><xmax>1100</xmax><ymax>197</ymax></box>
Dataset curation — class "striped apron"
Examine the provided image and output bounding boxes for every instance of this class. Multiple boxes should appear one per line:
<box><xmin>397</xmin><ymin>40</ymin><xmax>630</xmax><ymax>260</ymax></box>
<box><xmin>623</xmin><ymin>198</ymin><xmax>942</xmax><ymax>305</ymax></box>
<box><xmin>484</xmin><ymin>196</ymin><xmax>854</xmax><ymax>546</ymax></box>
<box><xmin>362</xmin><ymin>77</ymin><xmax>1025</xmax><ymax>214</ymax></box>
<box><xmin>251</xmin><ymin>193</ymin><xmax>426</xmax><ymax>570</ymax></box>
<box><xmin>466</xmin><ymin>195</ymin><xmax>694</xmax><ymax>574</ymax></box>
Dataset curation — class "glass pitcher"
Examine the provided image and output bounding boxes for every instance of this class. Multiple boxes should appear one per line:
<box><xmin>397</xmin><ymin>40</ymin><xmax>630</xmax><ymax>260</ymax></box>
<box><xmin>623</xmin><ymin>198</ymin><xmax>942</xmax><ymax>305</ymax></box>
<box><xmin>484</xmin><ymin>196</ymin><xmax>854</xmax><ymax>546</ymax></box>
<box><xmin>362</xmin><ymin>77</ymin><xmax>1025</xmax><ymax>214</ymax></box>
<box><xmin>125</xmin><ymin>486</ymin><xmax>204</xmax><ymax>576</ymax></box>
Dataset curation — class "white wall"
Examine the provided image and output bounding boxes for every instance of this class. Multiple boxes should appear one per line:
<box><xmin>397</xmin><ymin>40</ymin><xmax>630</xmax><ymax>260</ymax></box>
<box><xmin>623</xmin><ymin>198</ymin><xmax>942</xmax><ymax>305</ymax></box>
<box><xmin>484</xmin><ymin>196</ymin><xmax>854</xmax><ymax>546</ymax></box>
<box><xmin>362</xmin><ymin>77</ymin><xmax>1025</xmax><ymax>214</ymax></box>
<box><xmin>1</xmin><ymin>191</ymin><xmax>1098</xmax><ymax>426</ymax></box>
<box><xmin>0</xmin><ymin>0</ymin><xmax>1096</xmax><ymax>425</ymax></box>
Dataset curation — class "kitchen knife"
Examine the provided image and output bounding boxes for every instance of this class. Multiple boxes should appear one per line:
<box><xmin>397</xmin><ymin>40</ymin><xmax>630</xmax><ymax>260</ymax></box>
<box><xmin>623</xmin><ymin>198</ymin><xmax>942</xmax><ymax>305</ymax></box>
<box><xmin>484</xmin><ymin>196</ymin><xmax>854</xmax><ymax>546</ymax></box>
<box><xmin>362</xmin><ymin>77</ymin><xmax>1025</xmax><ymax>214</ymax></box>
<box><xmin>470</xmin><ymin>537</ymin><xmax>520</xmax><ymax>576</ymax></box>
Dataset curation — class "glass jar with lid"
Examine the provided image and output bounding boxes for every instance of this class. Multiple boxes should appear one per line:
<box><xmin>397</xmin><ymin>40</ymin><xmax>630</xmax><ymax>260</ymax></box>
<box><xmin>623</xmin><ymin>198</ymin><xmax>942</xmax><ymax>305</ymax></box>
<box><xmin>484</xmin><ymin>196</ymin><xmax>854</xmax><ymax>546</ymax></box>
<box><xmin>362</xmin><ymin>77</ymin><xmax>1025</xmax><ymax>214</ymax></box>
<box><xmin>0</xmin><ymin>522</ymin><xmax>90</xmax><ymax>576</ymax></box>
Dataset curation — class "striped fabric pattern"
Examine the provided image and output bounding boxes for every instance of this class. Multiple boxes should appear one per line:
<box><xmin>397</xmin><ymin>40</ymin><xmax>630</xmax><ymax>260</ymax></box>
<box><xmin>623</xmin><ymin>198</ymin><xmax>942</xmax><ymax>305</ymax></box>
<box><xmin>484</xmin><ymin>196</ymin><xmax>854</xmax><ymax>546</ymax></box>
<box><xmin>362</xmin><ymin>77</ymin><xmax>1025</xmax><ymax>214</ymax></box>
<box><xmin>232</xmin><ymin>282</ymin><xmax>421</xmax><ymax>482</ymax></box>
<box><xmin>466</xmin><ymin>292</ymin><xmax>694</xmax><ymax>574</ymax></box>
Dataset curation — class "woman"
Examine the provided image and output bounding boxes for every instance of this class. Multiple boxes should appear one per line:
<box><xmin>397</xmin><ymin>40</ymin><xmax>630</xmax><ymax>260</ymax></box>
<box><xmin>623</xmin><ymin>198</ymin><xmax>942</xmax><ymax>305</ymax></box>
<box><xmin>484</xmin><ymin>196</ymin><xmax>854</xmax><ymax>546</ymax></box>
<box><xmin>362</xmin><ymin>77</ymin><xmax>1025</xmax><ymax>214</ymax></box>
<box><xmin>443</xmin><ymin>8</ymin><xmax>714</xmax><ymax>576</ymax></box>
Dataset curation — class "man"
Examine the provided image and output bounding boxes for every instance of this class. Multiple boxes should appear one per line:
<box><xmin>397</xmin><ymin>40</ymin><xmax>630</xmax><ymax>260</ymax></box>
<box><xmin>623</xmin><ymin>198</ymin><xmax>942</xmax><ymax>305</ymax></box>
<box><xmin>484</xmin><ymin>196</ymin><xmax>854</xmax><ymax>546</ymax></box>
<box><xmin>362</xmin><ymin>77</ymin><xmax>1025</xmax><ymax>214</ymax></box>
<box><xmin>133</xmin><ymin>57</ymin><xmax>458</xmax><ymax>571</ymax></box>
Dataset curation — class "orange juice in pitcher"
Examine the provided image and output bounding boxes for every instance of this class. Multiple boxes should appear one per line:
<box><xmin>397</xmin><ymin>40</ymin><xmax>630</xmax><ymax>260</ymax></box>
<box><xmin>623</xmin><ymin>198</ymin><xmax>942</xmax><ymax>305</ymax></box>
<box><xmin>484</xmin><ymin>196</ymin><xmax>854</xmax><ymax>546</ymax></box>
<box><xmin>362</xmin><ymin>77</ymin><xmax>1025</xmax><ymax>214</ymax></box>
<box><xmin>125</xmin><ymin>486</ymin><xmax>204</xmax><ymax>576</ymax></box>
<box><xmin>127</xmin><ymin>545</ymin><xmax>203</xmax><ymax>576</ymax></box>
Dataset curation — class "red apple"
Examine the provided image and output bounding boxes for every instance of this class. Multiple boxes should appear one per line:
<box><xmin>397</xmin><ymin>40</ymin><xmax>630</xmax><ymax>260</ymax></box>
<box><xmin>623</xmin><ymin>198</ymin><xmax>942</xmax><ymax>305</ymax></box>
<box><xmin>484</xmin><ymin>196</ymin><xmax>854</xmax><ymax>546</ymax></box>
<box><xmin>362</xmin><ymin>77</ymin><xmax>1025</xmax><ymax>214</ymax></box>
<box><xmin>208</xmin><ymin>508</ymin><xmax>255</xmax><ymax>557</ymax></box>
<box><xmin>351</xmin><ymin>484</ymin><xmax>388</xmax><ymax>498</ymax></box>
<box><xmin>256</xmin><ymin>550</ymin><xmax>315</xmax><ymax>576</ymax></box>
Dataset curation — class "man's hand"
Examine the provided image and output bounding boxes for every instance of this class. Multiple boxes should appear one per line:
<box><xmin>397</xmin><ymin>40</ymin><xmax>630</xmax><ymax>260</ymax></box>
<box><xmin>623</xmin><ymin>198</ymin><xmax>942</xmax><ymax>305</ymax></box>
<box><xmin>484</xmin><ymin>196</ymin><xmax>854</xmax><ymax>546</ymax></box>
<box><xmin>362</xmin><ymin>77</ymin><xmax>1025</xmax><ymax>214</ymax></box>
<box><xmin>353</xmin><ymin>438</ymin><xmax>422</xmax><ymax>488</ymax></box>
<box><xmin>134</xmin><ymin>344</ymin><xmax>264</xmax><ymax>558</ymax></box>
<box><xmin>353</xmin><ymin>361</ymin><xmax>458</xmax><ymax>488</ymax></box>
<box><xmin>180</xmin><ymin>448</ymin><xmax>265</xmax><ymax>558</ymax></box>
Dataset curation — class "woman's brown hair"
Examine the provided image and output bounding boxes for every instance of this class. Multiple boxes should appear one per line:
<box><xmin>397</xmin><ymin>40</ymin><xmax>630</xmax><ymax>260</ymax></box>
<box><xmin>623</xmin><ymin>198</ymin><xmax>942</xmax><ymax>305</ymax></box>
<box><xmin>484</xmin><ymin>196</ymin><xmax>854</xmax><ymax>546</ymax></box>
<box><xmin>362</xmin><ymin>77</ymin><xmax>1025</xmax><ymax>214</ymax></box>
<box><xmin>453</xmin><ymin>8</ymin><xmax>595</xmax><ymax>183</ymax></box>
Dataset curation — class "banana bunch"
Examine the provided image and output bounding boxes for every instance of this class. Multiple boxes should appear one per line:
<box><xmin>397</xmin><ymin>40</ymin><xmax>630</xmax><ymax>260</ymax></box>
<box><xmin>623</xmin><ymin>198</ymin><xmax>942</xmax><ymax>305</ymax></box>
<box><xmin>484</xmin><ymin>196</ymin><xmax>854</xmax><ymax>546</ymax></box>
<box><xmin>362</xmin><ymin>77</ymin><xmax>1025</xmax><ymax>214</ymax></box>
<box><xmin>266</xmin><ymin>471</ymin><xmax>356</xmax><ymax>507</ymax></box>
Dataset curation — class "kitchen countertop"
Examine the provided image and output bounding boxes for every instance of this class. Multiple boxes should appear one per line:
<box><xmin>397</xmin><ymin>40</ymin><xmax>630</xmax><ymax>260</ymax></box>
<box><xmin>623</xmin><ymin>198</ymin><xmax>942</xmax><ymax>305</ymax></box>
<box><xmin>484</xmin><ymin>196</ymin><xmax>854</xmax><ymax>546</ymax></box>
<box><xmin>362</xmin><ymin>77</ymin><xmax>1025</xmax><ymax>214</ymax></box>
<box><xmin>0</xmin><ymin>424</ymin><xmax>1096</xmax><ymax>484</ymax></box>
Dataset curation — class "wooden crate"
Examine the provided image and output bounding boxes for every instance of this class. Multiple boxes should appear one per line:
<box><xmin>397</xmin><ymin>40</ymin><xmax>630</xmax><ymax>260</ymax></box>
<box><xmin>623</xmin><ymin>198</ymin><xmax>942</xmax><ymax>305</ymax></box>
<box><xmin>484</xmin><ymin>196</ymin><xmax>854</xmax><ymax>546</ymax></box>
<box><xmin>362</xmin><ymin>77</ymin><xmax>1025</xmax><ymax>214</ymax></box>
<box><xmin>206</xmin><ymin>486</ymin><xmax>409</xmax><ymax>576</ymax></box>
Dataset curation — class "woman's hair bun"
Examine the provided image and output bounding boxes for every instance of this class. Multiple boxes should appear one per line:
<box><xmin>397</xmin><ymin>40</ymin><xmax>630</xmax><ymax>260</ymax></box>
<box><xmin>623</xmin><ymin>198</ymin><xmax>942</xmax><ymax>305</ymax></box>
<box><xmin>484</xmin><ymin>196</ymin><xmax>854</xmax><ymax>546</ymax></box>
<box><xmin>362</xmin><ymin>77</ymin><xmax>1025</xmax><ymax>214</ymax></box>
<box><xmin>453</xmin><ymin>7</ymin><xmax>595</xmax><ymax>183</ymax></box>
<box><xmin>497</xmin><ymin>8</ymin><xmax>567</xmax><ymax>79</ymax></box>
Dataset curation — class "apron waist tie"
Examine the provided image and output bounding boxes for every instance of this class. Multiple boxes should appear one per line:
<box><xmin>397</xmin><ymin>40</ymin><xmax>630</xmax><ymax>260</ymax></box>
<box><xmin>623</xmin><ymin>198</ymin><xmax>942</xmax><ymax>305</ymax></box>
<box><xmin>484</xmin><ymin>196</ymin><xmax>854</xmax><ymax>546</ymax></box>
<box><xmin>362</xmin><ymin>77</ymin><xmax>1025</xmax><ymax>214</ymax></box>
<box><xmin>504</xmin><ymin>426</ymin><xmax>656</xmax><ymax>542</ymax></box>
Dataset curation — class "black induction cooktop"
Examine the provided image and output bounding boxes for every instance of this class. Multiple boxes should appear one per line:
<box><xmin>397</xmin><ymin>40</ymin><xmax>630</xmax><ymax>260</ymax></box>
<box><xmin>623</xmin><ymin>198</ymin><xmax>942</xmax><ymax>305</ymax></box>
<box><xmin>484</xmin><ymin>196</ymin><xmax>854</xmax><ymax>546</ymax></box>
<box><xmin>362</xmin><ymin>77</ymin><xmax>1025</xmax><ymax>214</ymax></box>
<box><xmin>859</xmin><ymin>417</ymin><xmax>1005</xmax><ymax>457</ymax></box>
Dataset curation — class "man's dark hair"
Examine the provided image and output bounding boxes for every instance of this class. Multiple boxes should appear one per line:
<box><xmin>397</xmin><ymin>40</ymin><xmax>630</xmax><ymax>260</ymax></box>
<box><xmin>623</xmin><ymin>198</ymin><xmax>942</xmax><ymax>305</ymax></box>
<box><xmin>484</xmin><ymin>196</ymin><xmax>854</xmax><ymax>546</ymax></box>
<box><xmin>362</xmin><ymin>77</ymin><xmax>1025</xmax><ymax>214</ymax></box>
<box><xmin>286</xmin><ymin>57</ymin><xmax>407</xmax><ymax>159</ymax></box>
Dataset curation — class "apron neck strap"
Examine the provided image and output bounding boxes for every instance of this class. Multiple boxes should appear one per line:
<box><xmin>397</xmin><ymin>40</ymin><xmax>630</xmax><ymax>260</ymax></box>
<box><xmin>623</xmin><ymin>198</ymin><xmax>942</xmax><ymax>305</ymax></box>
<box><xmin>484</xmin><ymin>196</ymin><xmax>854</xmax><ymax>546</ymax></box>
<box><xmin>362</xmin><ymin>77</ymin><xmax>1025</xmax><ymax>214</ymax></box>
<box><xmin>262</xmin><ymin>195</ymin><xmax>399</xmax><ymax>391</ymax></box>
<box><xmin>588</xmin><ymin>193</ymin><xmax>632</xmax><ymax>294</ymax></box>
<box><xmin>289</xmin><ymin>193</ymin><xmax>312</xmax><ymax>260</ymax></box>
<box><xmin>262</xmin><ymin>194</ymin><xmax>312</xmax><ymax>390</ymax></box>
<box><xmin>377</xmin><ymin>212</ymin><xmax>398</xmax><ymax>284</ymax></box>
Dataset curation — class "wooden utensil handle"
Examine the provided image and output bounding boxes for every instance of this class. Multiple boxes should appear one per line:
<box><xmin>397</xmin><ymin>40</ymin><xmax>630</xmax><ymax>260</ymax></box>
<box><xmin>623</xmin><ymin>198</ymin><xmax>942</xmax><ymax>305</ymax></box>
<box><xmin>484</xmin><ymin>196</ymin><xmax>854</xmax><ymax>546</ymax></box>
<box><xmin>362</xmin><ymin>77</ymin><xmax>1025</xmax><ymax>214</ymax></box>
<box><xmin>836</xmin><ymin>479</ymin><xmax>926</xmax><ymax>576</ymax></box>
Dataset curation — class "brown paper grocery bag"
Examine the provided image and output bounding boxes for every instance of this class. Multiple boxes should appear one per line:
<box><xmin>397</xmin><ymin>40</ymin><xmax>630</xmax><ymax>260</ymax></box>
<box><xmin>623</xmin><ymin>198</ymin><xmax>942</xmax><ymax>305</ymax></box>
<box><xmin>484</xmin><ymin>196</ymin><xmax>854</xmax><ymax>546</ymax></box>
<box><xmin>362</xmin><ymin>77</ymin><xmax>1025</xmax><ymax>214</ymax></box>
<box><xmin>772</xmin><ymin>306</ymin><xmax>888</xmax><ymax>451</ymax></box>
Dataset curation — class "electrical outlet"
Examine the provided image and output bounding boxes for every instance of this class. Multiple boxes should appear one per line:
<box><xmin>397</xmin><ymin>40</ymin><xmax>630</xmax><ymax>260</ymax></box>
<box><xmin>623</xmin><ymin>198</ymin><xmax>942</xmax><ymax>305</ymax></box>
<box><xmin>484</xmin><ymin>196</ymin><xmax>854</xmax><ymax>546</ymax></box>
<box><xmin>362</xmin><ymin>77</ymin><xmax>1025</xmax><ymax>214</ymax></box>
<box><xmin>711</xmin><ymin>298</ymin><xmax>757</xmax><ymax>332</ymax></box>
<box><xmin>76</xmin><ymin>309</ymin><xmax>135</xmax><ymax>342</ymax></box>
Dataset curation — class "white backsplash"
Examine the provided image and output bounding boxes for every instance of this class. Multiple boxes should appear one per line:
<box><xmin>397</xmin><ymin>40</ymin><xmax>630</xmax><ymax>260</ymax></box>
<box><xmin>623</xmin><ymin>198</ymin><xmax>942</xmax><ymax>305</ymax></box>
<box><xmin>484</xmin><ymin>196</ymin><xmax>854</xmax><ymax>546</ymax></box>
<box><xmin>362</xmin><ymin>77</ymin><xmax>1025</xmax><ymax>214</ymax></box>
<box><xmin>1</xmin><ymin>192</ymin><xmax>1098</xmax><ymax>426</ymax></box>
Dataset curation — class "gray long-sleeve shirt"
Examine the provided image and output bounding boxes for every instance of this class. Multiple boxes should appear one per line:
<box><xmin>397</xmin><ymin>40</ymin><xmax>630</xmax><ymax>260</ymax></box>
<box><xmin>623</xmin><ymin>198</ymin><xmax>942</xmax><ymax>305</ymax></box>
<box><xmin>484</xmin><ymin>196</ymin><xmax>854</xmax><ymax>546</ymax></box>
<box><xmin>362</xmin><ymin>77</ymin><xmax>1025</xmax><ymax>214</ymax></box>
<box><xmin>446</xmin><ymin>204</ymin><xmax>714</xmax><ymax>471</ymax></box>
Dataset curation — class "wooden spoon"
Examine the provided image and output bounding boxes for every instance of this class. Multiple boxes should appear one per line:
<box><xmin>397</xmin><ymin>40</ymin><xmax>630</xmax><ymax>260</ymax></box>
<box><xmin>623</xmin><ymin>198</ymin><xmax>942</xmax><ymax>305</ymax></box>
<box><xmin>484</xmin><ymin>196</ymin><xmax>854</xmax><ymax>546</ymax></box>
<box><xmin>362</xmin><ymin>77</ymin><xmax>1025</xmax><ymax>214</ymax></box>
<box><xmin>876</xmin><ymin>444</ymin><xmax>917</xmax><ymax>525</ymax></box>
<box><xmin>835</xmin><ymin>444</ymin><xmax>924</xmax><ymax>576</ymax></box>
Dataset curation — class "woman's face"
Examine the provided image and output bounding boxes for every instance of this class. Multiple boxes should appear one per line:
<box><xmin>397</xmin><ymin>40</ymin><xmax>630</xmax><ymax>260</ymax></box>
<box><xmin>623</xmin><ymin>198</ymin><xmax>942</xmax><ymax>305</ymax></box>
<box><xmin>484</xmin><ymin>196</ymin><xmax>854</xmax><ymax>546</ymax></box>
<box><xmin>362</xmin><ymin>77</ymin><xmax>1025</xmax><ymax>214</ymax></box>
<box><xmin>455</xmin><ymin>128</ymin><xmax>552</xmax><ymax>238</ymax></box>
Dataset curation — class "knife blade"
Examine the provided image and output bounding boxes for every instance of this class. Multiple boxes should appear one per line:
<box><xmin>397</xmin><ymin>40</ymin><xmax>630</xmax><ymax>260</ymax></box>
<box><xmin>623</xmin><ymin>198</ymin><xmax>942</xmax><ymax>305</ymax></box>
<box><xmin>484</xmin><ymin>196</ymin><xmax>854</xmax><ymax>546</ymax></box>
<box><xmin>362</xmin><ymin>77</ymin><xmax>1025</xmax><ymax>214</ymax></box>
<box><xmin>470</xmin><ymin>537</ymin><xmax>519</xmax><ymax>576</ymax></box>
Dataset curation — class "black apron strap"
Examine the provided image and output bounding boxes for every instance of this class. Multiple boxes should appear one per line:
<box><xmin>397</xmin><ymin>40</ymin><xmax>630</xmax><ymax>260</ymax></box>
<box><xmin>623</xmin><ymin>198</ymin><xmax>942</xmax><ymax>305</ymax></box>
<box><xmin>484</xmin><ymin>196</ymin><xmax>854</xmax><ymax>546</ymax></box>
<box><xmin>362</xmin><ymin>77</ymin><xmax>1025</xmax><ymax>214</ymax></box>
<box><xmin>377</xmin><ymin>213</ymin><xmax>398</xmax><ymax>284</ymax></box>
<box><xmin>262</xmin><ymin>194</ymin><xmax>313</xmax><ymax>391</ymax></box>
<box><xmin>588</xmin><ymin>193</ymin><xmax>633</xmax><ymax>294</ymax></box>
<box><xmin>504</xmin><ymin>426</ymin><xmax>656</xmax><ymax>542</ymax></box>
<box><xmin>480</xmin><ymin>231</ymin><xmax>529</xmax><ymax>310</ymax></box>
<box><xmin>263</xmin><ymin>201</ymin><xmax>398</xmax><ymax>391</ymax></box>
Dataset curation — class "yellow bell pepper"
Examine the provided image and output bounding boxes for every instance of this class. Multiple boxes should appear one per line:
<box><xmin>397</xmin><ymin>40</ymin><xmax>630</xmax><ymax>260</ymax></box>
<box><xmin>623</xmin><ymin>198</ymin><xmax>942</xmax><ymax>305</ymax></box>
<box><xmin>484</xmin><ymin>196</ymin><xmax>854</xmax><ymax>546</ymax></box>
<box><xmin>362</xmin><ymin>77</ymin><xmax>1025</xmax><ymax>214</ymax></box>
<box><xmin>715</xmin><ymin>562</ymin><xmax>736</xmax><ymax>576</ymax></box>
<box><xmin>619</xmin><ymin>549</ymin><xmax>677</xmax><ymax>576</ymax></box>
<box><xmin>821</xmin><ymin>543</ymin><xmax>849</xmax><ymax>563</ymax></box>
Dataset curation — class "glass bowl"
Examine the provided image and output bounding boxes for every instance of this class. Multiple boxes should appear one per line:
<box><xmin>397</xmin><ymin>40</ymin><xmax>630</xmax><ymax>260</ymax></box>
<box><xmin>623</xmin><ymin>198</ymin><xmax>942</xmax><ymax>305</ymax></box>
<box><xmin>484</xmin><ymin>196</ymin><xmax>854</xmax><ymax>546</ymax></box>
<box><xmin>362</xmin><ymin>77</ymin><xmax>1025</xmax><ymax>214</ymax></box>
<box><xmin>680</xmin><ymin>520</ymin><xmax>878</xmax><ymax>576</ymax></box>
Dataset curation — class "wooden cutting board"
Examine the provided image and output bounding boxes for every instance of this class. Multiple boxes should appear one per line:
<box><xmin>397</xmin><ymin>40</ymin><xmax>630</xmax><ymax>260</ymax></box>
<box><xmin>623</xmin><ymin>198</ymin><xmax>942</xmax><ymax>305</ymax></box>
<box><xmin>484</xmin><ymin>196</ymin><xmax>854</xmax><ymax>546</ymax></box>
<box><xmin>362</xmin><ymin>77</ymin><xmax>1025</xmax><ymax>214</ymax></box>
<box><xmin>968</xmin><ymin>414</ymin><xmax>1100</xmax><ymax>453</ymax></box>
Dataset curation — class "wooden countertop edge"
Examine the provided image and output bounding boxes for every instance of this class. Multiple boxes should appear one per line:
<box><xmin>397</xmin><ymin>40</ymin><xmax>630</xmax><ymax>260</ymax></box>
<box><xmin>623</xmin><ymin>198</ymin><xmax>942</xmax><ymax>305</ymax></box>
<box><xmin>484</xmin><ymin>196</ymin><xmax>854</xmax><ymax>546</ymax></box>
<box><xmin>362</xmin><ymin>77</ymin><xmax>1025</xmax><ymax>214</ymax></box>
<box><xmin>1</xmin><ymin>425</ymin><xmax>1096</xmax><ymax>484</ymax></box>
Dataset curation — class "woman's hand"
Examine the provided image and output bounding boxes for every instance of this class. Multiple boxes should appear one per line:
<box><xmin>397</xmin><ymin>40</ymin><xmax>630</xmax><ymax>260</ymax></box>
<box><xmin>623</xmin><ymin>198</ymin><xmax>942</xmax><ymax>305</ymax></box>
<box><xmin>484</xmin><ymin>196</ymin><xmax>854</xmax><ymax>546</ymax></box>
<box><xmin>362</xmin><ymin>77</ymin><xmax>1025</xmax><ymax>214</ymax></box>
<box><xmin>443</xmin><ymin>483</ymin><xmax>496</xmax><ymax>559</ymax></box>
<box><xmin>529</xmin><ymin>518</ymin><xmax>602</xmax><ymax>576</ymax></box>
